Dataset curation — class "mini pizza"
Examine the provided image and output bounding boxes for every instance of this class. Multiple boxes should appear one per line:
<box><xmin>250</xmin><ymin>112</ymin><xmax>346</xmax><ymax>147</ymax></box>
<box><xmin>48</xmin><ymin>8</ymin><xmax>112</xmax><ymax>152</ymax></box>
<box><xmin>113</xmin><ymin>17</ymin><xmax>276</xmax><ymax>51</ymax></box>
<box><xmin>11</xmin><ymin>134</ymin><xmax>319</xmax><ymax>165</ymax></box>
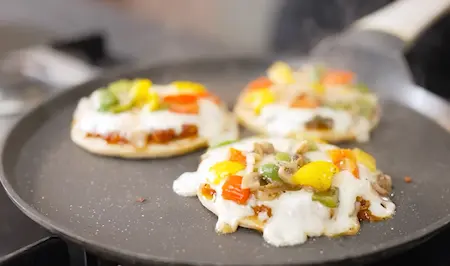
<box><xmin>173</xmin><ymin>137</ymin><xmax>395</xmax><ymax>247</ymax></box>
<box><xmin>71</xmin><ymin>79</ymin><xmax>238</xmax><ymax>158</ymax></box>
<box><xmin>234</xmin><ymin>61</ymin><xmax>381</xmax><ymax>143</ymax></box>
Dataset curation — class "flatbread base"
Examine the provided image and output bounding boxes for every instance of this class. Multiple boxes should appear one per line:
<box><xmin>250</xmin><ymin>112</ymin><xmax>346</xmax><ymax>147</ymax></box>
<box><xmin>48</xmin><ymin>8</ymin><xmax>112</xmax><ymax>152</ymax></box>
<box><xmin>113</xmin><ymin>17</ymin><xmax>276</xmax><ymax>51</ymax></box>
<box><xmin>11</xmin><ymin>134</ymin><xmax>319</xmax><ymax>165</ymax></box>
<box><xmin>71</xmin><ymin>127</ymin><xmax>207</xmax><ymax>159</ymax></box>
<box><xmin>197</xmin><ymin>188</ymin><xmax>265</xmax><ymax>232</ymax></box>
<box><xmin>233</xmin><ymin>97</ymin><xmax>380</xmax><ymax>143</ymax></box>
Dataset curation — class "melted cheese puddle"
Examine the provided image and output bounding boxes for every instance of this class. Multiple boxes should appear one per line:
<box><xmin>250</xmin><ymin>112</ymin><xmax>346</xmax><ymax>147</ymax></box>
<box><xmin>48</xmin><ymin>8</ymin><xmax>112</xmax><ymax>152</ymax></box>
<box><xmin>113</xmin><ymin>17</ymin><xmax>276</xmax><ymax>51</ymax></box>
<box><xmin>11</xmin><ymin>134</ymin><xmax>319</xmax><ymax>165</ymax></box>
<box><xmin>73</xmin><ymin>85</ymin><xmax>238</xmax><ymax>147</ymax></box>
<box><xmin>256</xmin><ymin>104</ymin><xmax>371</xmax><ymax>142</ymax></box>
<box><xmin>173</xmin><ymin>137</ymin><xmax>396</xmax><ymax>247</ymax></box>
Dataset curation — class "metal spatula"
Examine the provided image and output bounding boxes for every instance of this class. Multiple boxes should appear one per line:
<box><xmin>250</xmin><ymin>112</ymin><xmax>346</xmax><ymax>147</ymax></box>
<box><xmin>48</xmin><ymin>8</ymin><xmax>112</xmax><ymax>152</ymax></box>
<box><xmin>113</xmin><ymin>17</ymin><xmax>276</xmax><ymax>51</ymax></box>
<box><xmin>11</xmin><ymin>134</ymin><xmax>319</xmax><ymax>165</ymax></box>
<box><xmin>309</xmin><ymin>0</ymin><xmax>450</xmax><ymax>89</ymax></box>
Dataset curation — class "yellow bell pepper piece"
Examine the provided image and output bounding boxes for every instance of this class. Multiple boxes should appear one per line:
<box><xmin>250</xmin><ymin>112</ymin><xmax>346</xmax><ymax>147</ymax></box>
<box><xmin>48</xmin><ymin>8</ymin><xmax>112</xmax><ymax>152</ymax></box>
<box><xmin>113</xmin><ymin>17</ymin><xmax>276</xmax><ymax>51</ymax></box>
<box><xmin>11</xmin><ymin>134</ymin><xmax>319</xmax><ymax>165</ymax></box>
<box><xmin>267</xmin><ymin>61</ymin><xmax>295</xmax><ymax>85</ymax></box>
<box><xmin>172</xmin><ymin>81</ymin><xmax>206</xmax><ymax>94</ymax></box>
<box><xmin>307</xmin><ymin>136</ymin><xmax>327</xmax><ymax>144</ymax></box>
<box><xmin>292</xmin><ymin>161</ymin><xmax>339</xmax><ymax>192</ymax></box>
<box><xmin>244</xmin><ymin>88</ymin><xmax>275</xmax><ymax>114</ymax></box>
<box><xmin>144</xmin><ymin>91</ymin><xmax>160</xmax><ymax>112</ymax></box>
<box><xmin>312</xmin><ymin>82</ymin><xmax>325</xmax><ymax>94</ymax></box>
<box><xmin>209</xmin><ymin>161</ymin><xmax>245</xmax><ymax>185</ymax></box>
<box><xmin>130</xmin><ymin>79</ymin><xmax>152</xmax><ymax>106</ymax></box>
<box><xmin>353</xmin><ymin>148</ymin><xmax>376</xmax><ymax>172</ymax></box>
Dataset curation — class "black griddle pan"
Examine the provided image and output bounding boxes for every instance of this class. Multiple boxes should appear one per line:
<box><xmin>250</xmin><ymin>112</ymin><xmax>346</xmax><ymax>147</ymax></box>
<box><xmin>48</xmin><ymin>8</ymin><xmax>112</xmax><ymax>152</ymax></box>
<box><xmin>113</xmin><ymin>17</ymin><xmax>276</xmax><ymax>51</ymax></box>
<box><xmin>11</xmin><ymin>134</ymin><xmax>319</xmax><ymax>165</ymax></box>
<box><xmin>2</xmin><ymin>1</ymin><xmax>450</xmax><ymax>266</ymax></box>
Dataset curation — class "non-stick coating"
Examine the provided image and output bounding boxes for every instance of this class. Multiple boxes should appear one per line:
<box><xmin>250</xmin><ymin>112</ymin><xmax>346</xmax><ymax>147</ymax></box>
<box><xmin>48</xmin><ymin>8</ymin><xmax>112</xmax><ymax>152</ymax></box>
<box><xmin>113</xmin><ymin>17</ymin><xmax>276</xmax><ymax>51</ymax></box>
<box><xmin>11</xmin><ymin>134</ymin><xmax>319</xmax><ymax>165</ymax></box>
<box><xmin>1</xmin><ymin>58</ymin><xmax>450</xmax><ymax>266</ymax></box>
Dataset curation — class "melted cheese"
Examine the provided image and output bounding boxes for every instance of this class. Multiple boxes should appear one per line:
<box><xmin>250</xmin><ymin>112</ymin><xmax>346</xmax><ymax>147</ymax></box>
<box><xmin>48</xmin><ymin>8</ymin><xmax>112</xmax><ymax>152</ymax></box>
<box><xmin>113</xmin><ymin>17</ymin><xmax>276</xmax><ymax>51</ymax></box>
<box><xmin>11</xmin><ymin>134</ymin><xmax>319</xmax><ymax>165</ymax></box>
<box><xmin>173</xmin><ymin>137</ymin><xmax>396</xmax><ymax>247</ymax></box>
<box><xmin>258</xmin><ymin>104</ymin><xmax>354</xmax><ymax>136</ymax></box>
<box><xmin>73</xmin><ymin>85</ymin><xmax>237</xmax><ymax>147</ymax></box>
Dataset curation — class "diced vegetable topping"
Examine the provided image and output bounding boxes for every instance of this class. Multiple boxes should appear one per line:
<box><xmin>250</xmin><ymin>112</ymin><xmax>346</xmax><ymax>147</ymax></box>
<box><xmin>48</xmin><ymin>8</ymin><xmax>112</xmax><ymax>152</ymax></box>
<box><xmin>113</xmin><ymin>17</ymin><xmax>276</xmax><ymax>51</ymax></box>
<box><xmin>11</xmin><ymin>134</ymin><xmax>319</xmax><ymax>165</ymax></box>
<box><xmin>198</xmin><ymin>91</ymin><xmax>222</xmax><ymax>104</ymax></box>
<box><xmin>309</xmin><ymin>65</ymin><xmax>325</xmax><ymax>83</ymax></box>
<box><xmin>229</xmin><ymin>148</ymin><xmax>247</xmax><ymax>165</ymax></box>
<box><xmin>106</xmin><ymin>80</ymin><xmax>136</xmax><ymax>113</ymax></box>
<box><xmin>253</xmin><ymin>142</ymin><xmax>275</xmax><ymax>155</ymax></box>
<box><xmin>201</xmin><ymin>183</ymin><xmax>216</xmax><ymax>200</ymax></box>
<box><xmin>259</xmin><ymin>163</ymin><xmax>281</xmax><ymax>182</ymax></box>
<box><xmin>108</xmin><ymin>102</ymin><xmax>134</xmax><ymax>113</ymax></box>
<box><xmin>267</xmin><ymin>61</ymin><xmax>295</xmax><ymax>85</ymax></box>
<box><xmin>95</xmin><ymin>89</ymin><xmax>119</xmax><ymax>112</ymax></box>
<box><xmin>275</xmin><ymin>152</ymin><xmax>291</xmax><ymax>162</ymax></box>
<box><xmin>222</xmin><ymin>175</ymin><xmax>251</xmax><ymax>204</ymax></box>
<box><xmin>295</xmin><ymin>139</ymin><xmax>319</xmax><ymax>154</ymax></box>
<box><xmin>130</xmin><ymin>79</ymin><xmax>153</xmax><ymax>107</ymax></box>
<box><xmin>355</xmin><ymin>83</ymin><xmax>370</xmax><ymax>93</ymax></box>
<box><xmin>244</xmin><ymin>88</ymin><xmax>275</xmax><ymax>114</ymax></box>
<box><xmin>108</xmin><ymin>79</ymin><xmax>133</xmax><ymax>97</ymax></box>
<box><xmin>247</xmin><ymin>76</ymin><xmax>273</xmax><ymax>91</ymax></box>
<box><xmin>290</xmin><ymin>94</ymin><xmax>320</xmax><ymax>109</ymax></box>
<box><xmin>322</xmin><ymin>70</ymin><xmax>354</xmax><ymax>86</ymax></box>
<box><xmin>163</xmin><ymin>94</ymin><xmax>200</xmax><ymax>114</ymax></box>
<box><xmin>172</xmin><ymin>81</ymin><xmax>206</xmax><ymax>94</ymax></box>
<box><xmin>312</xmin><ymin>137</ymin><xmax>327</xmax><ymax>144</ymax></box>
<box><xmin>312</xmin><ymin>187</ymin><xmax>339</xmax><ymax>208</ymax></box>
<box><xmin>328</xmin><ymin>149</ymin><xmax>360</xmax><ymax>178</ymax></box>
<box><xmin>210</xmin><ymin>140</ymin><xmax>237</xmax><ymax>149</ymax></box>
<box><xmin>291</xmin><ymin>161</ymin><xmax>338</xmax><ymax>191</ymax></box>
<box><xmin>306</xmin><ymin>139</ymin><xmax>319</xmax><ymax>151</ymax></box>
<box><xmin>163</xmin><ymin>94</ymin><xmax>198</xmax><ymax>104</ymax></box>
<box><xmin>91</xmin><ymin>78</ymin><xmax>219</xmax><ymax>114</ymax></box>
<box><xmin>168</xmin><ymin>102</ymin><xmax>199</xmax><ymax>114</ymax></box>
<box><xmin>311</xmin><ymin>82</ymin><xmax>325</xmax><ymax>94</ymax></box>
<box><xmin>210</xmin><ymin>161</ymin><xmax>245</xmax><ymax>184</ymax></box>
<box><xmin>93</xmin><ymin>78</ymin><xmax>161</xmax><ymax>113</ymax></box>
<box><xmin>143</xmin><ymin>91</ymin><xmax>160</xmax><ymax>111</ymax></box>
<box><xmin>353</xmin><ymin>148</ymin><xmax>376</xmax><ymax>172</ymax></box>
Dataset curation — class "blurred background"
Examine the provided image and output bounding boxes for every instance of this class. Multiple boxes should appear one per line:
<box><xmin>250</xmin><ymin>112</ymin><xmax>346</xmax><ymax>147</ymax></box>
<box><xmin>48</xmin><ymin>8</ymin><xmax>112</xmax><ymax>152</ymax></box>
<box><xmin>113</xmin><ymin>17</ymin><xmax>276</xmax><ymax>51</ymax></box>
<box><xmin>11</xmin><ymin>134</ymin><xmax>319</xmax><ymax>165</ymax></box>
<box><xmin>0</xmin><ymin>0</ymin><xmax>449</xmax><ymax>116</ymax></box>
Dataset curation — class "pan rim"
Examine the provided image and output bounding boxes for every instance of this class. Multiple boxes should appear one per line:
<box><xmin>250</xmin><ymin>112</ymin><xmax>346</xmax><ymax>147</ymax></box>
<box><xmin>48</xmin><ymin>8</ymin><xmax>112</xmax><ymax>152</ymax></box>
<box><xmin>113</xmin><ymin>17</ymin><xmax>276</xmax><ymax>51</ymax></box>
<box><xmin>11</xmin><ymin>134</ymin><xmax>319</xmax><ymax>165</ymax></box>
<box><xmin>1</xmin><ymin>56</ymin><xmax>450</xmax><ymax>266</ymax></box>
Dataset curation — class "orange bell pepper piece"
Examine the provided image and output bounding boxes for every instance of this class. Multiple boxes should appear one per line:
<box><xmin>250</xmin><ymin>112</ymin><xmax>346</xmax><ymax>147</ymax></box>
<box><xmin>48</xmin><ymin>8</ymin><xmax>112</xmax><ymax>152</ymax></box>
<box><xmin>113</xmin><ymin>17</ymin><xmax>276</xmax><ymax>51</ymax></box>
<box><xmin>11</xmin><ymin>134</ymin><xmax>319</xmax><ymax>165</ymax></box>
<box><xmin>328</xmin><ymin>149</ymin><xmax>360</xmax><ymax>178</ymax></box>
<box><xmin>167</xmin><ymin>102</ymin><xmax>199</xmax><ymax>114</ymax></box>
<box><xmin>229</xmin><ymin>148</ymin><xmax>246</xmax><ymax>165</ymax></box>
<box><xmin>162</xmin><ymin>94</ymin><xmax>200</xmax><ymax>114</ymax></box>
<box><xmin>222</xmin><ymin>175</ymin><xmax>251</xmax><ymax>205</ymax></box>
<box><xmin>322</xmin><ymin>70</ymin><xmax>354</xmax><ymax>86</ymax></box>
<box><xmin>290</xmin><ymin>94</ymin><xmax>320</xmax><ymax>108</ymax></box>
<box><xmin>198</xmin><ymin>91</ymin><xmax>221</xmax><ymax>104</ymax></box>
<box><xmin>247</xmin><ymin>76</ymin><xmax>273</xmax><ymax>91</ymax></box>
<box><xmin>162</xmin><ymin>94</ymin><xmax>198</xmax><ymax>104</ymax></box>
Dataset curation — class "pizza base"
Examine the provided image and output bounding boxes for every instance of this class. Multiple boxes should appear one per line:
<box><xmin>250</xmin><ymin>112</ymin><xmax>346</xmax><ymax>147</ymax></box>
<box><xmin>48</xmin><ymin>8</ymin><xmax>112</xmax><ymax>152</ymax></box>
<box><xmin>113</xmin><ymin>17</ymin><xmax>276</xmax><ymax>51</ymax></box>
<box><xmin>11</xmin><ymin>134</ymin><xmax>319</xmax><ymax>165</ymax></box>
<box><xmin>233</xmin><ymin>93</ymin><xmax>380</xmax><ymax>143</ymax></box>
<box><xmin>197</xmin><ymin>188</ymin><xmax>265</xmax><ymax>232</ymax></box>
<box><xmin>71</xmin><ymin>127</ymin><xmax>208</xmax><ymax>159</ymax></box>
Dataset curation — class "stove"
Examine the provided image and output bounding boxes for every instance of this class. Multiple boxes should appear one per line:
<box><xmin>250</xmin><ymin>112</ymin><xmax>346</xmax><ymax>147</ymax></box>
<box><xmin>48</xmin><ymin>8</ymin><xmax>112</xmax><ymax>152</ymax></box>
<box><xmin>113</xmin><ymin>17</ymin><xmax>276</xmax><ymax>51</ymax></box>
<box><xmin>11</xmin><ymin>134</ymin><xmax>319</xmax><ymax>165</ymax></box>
<box><xmin>1</xmin><ymin>229</ymin><xmax>450</xmax><ymax>266</ymax></box>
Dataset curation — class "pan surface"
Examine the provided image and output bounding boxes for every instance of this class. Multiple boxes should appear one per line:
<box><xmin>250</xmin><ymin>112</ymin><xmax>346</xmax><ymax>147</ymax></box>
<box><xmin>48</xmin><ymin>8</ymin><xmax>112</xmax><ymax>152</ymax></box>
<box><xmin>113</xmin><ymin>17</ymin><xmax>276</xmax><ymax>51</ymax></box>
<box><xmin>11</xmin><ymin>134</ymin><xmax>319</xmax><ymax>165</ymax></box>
<box><xmin>1</xmin><ymin>57</ymin><xmax>450</xmax><ymax>265</ymax></box>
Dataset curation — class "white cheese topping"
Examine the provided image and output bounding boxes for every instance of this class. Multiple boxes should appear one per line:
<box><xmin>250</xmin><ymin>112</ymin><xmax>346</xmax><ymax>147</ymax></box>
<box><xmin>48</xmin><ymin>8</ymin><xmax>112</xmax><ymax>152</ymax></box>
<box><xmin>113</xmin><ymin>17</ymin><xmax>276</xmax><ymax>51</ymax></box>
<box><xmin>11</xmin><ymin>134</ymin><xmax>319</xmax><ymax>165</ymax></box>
<box><xmin>173</xmin><ymin>137</ymin><xmax>396</xmax><ymax>247</ymax></box>
<box><xmin>257</xmin><ymin>104</ymin><xmax>353</xmax><ymax>137</ymax></box>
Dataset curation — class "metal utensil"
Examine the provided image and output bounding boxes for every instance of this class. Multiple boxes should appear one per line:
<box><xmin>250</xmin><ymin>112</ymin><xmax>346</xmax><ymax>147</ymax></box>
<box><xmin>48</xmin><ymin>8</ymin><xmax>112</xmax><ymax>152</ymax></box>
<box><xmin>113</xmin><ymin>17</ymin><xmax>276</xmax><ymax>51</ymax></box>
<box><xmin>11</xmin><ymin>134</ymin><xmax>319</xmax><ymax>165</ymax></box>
<box><xmin>310</xmin><ymin>0</ymin><xmax>450</xmax><ymax>89</ymax></box>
